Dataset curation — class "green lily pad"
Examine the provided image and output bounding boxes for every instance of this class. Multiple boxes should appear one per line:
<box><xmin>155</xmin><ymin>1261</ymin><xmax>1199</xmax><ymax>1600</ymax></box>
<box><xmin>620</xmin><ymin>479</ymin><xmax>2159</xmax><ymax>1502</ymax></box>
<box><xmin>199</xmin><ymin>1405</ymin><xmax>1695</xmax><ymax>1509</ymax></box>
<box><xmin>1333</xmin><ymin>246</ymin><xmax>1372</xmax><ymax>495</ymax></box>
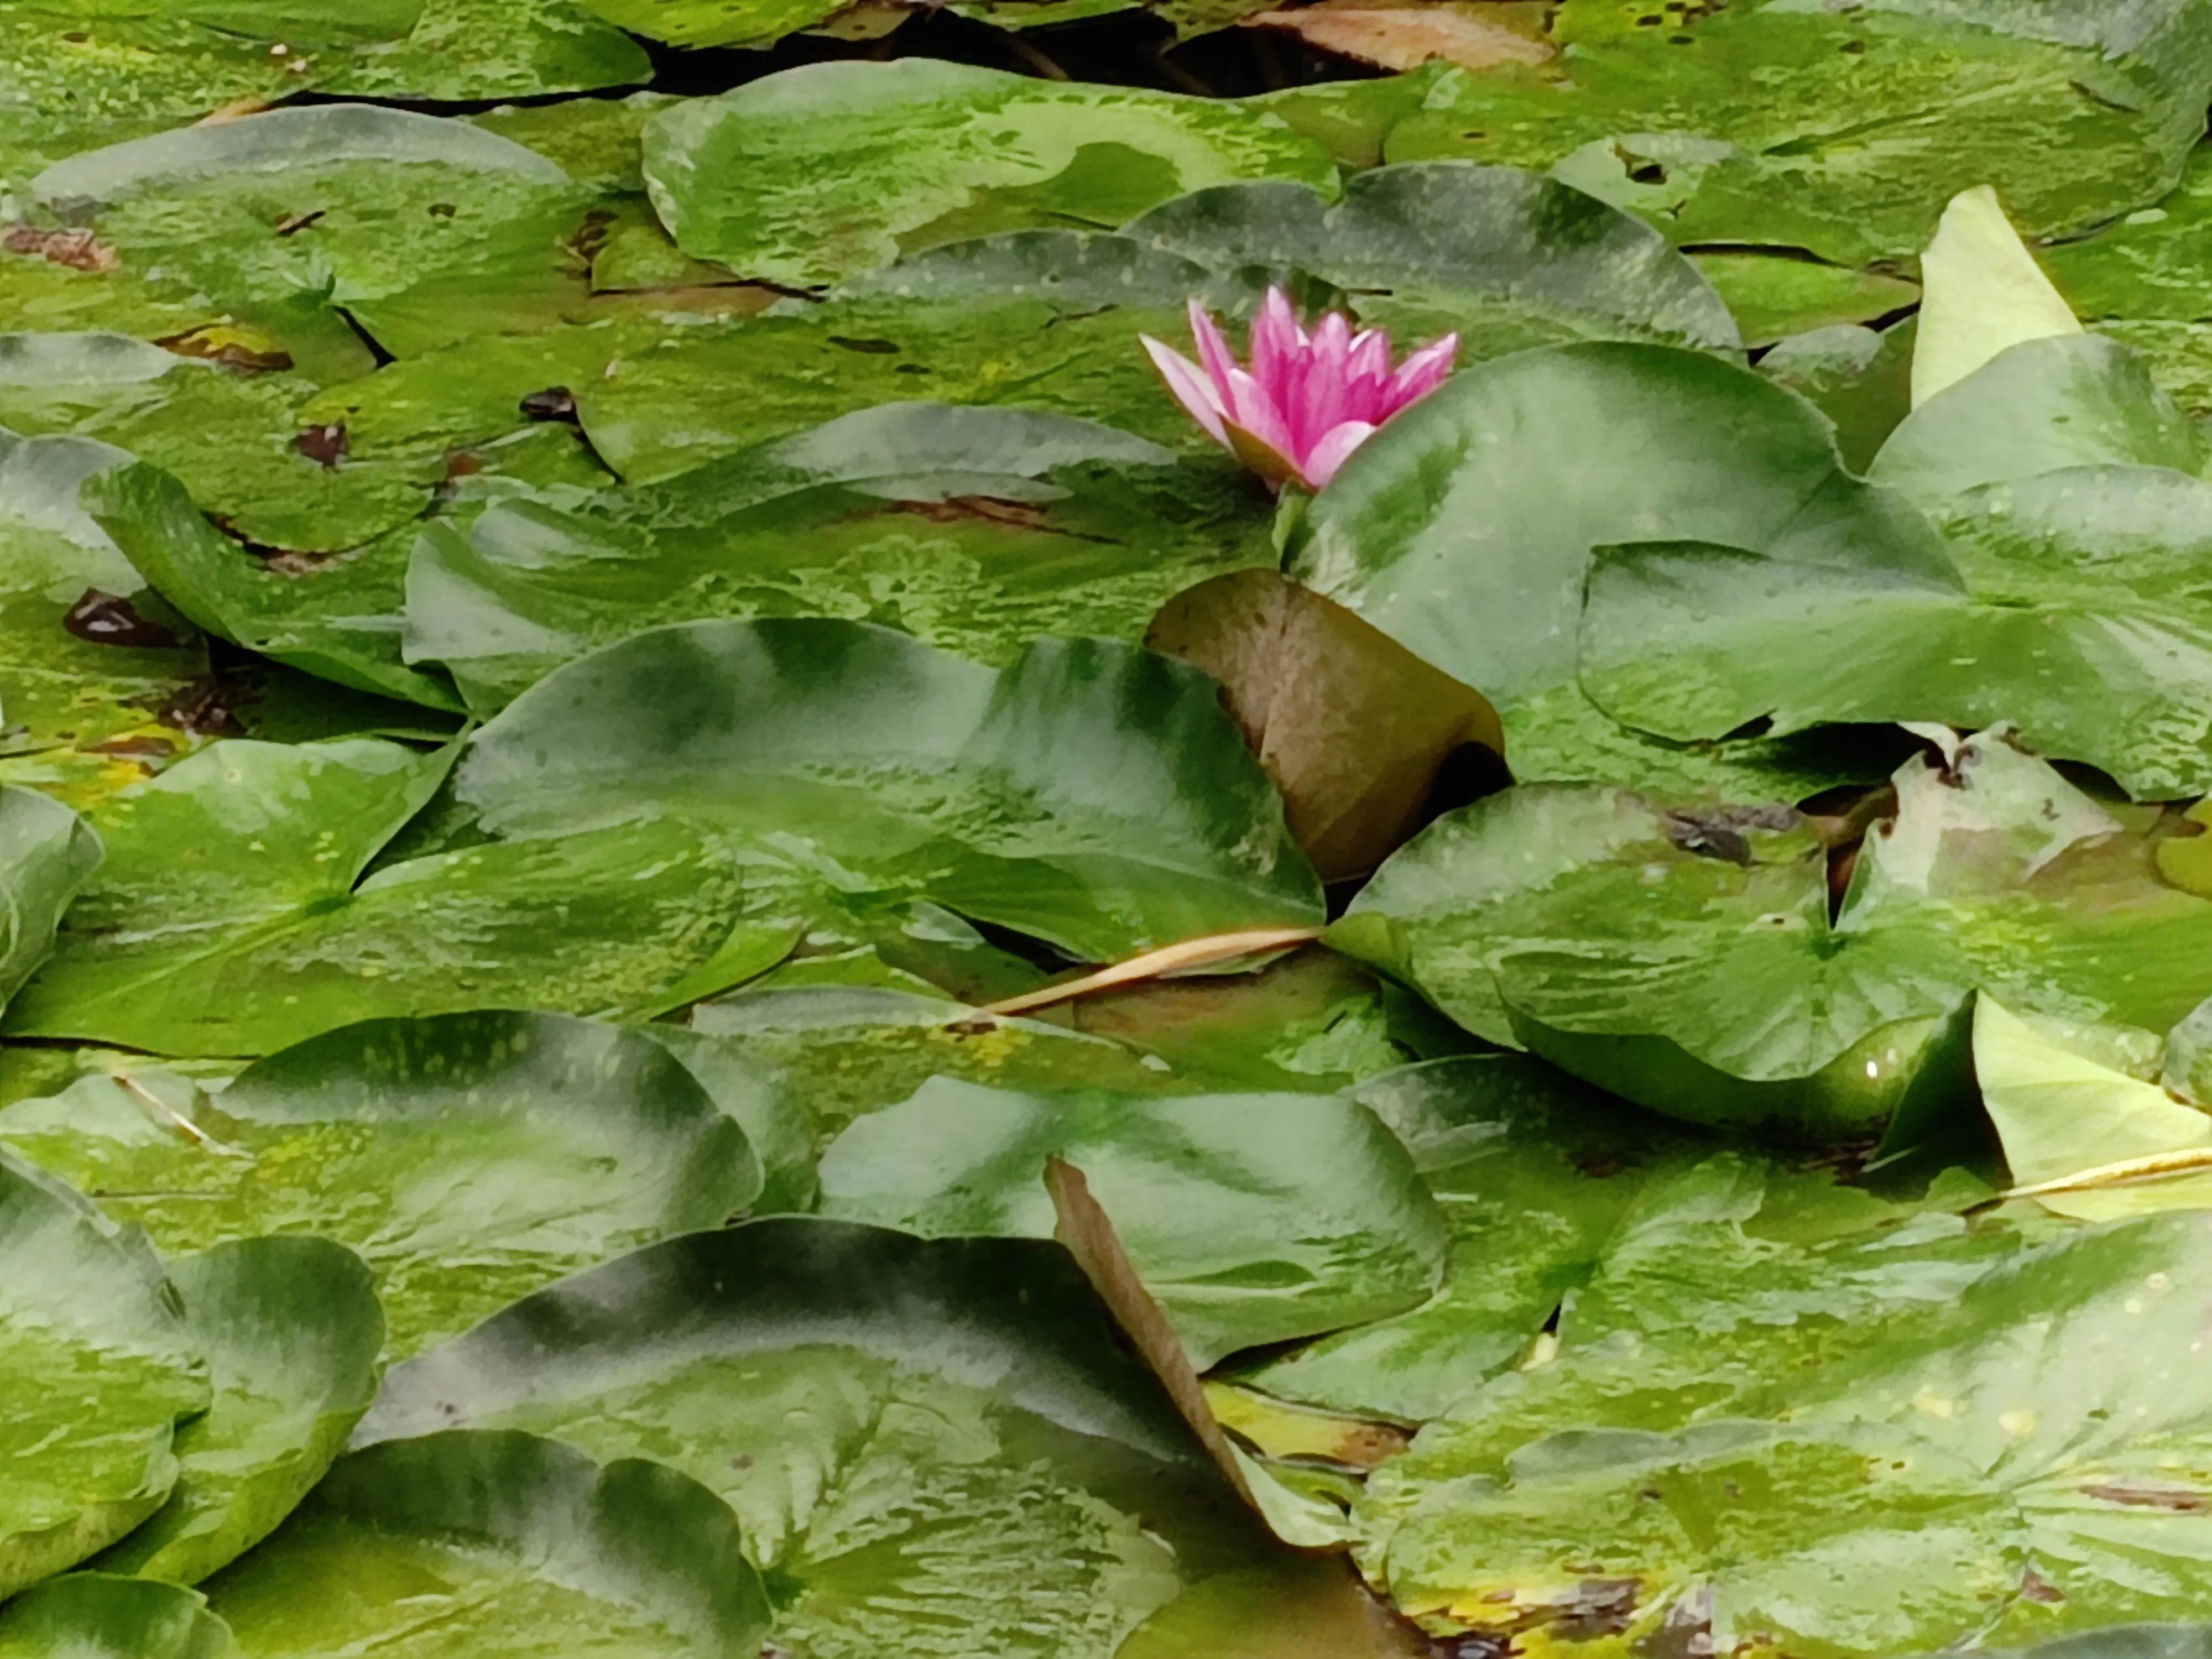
<box><xmin>0</xmin><ymin>1149</ymin><xmax>207</xmax><ymax>1598</ymax></box>
<box><xmin>0</xmin><ymin>1011</ymin><xmax>759</xmax><ymax>1357</ymax></box>
<box><xmin>356</xmin><ymin>1220</ymin><xmax>1279</xmax><ymax>1659</ymax></box>
<box><xmin>1360</xmin><ymin>1206</ymin><xmax>2212</xmax><ymax>1652</ymax></box>
<box><xmin>571</xmin><ymin>0</ymin><xmax>843</xmax><ymax>47</ymax></box>
<box><xmin>1282</xmin><ymin>339</ymin><xmax>1951</xmax><ymax>785</ymax></box>
<box><xmin>1581</xmin><ymin>463</ymin><xmax>2212</xmax><ymax>799</ymax></box>
<box><xmin>641</xmin><ymin>59</ymin><xmax>1337</xmax><ymax>286</ymax></box>
<box><xmin>686</xmin><ymin>984</ymin><xmax>1204</xmax><ymax>1149</ymax></box>
<box><xmin>1871</xmin><ymin>335</ymin><xmax>2208</xmax><ymax>504</ymax></box>
<box><xmin>1116</xmin><ymin>161</ymin><xmax>1739</xmax><ymax>352</ymax></box>
<box><xmin>93</xmin><ymin>1237</ymin><xmax>384</xmax><ymax>1585</ymax></box>
<box><xmin>0</xmin><ymin>782</ymin><xmax>100</xmax><ymax>1011</ymax></box>
<box><xmin>402</xmin><ymin>402</ymin><xmax>1274</xmax><ymax>713</ymax></box>
<box><xmin>1377</xmin><ymin>0</ymin><xmax>2212</xmax><ymax>265</ymax></box>
<box><xmin>1691</xmin><ymin>249</ymin><xmax>1918</xmax><ymax>347</ymax></box>
<box><xmin>453</xmin><ymin>619</ymin><xmax>1323</xmax><ymax>963</ymax></box>
<box><xmin>1237</xmin><ymin>1055</ymin><xmax>1696</xmax><ymax>1422</ymax></box>
<box><xmin>201</xmin><ymin>1431</ymin><xmax>770</xmax><ymax>1656</ymax></box>
<box><xmin>3</xmin><ymin>737</ymin><xmax>787</xmax><ymax>1056</ymax></box>
<box><xmin>30</xmin><ymin>105</ymin><xmax>602</xmax><ymax>362</ymax></box>
<box><xmin>817</xmin><ymin>1078</ymin><xmax>1451</xmax><ymax>1367</ymax></box>
<box><xmin>1329</xmin><ymin>730</ymin><xmax>2212</xmax><ymax>1132</ymax></box>
<box><xmin>1757</xmin><ymin>322</ymin><xmax>1914</xmax><ymax>474</ymax></box>
<box><xmin>0</xmin><ymin>1574</ymin><xmax>230</xmax><ymax>1659</ymax></box>
<box><xmin>315</xmin><ymin>0</ymin><xmax>652</xmax><ymax>102</ymax></box>
<box><xmin>91</xmin><ymin>458</ymin><xmax>459</xmax><ymax>709</ymax></box>
<box><xmin>578</xmin><ymin>297</ymin><xmax>1191</xmax><ymax>484</ymax></box>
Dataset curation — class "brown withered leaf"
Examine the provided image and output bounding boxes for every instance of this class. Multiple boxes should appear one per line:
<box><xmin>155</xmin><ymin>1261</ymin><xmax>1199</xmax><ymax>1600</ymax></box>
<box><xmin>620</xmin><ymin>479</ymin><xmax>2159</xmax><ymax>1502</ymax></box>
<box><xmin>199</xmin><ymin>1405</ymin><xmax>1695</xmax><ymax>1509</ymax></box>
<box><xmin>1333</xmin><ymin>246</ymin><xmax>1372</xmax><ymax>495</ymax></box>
<box><xmin>3</xmin><ymin>225</ymin><xmax>119</xmax><ymax>273</ymax></box>
<box><xmin>1044</xmin><ymin>1158</ymin><xmax>1265</xmax><ymax>1510</ymax></box>
<box><xmin>1148</xmin><ymin>568</ymin><xmax>1504</xmax><ymax>882</ymax></box>
<box><xmin>293</xmin><ymin>422</ymin><xmax>348</xmax><ymax>467</ymax></box>
<box><xmin>156</xmin><ymin>325</ymin><xmax>293</xmax><ymax>373</ymax></box>
<box><xmin>1242</xmin><ymin>0</ymin><xmax>1554</xmax><ymax>71</ymax></box>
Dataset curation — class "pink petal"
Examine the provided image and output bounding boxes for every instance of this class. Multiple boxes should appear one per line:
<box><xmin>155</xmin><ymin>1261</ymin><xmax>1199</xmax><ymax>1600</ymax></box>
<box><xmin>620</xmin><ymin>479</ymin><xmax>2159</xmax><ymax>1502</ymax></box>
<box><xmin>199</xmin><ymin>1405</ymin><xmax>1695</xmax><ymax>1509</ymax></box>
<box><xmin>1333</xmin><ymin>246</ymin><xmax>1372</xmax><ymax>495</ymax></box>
<box><xmin>1251</xmin><ymin>286</ymin><xmax>1303</xmax><ymax>394</ymax></box>
<box><xmin>1187</xmin><ymin>299</ymin><xmax>1239</xmax><ymax>404</ymax></box>
<box><xmin>1142</xmin><ymin>335</ymin><xmax>1229</xmax><ymax>445</ymax></box>
<box><xmin>1301</xmin><ymin>419</ymin><xmax>1379</xmax><ymax>489</ymax></box>
<box><xmin>1347</xmin><ymin>327</ymin><xmax>1391</xmax><ymax>388</ymax></box>
<box><xmin>1223</xmin><ymin>364</ymin><xmax>1297</xmax><ymax>462</ymax></box>
<box><xmin>1386</xmin><ymin>333</ymin><xmax>1461</xmax><ymax>410</ymax></box>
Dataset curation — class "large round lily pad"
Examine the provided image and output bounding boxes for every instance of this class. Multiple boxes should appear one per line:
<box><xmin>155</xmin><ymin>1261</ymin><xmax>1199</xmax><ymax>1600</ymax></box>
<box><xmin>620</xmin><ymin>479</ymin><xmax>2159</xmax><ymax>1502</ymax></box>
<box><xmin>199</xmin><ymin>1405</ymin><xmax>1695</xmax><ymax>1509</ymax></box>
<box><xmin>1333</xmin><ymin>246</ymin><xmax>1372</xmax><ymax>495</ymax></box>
<box><xmin>4</xmin><ymin>737</ymin><xmax>788</xmax><ymax>1056</ymax></box>
<box><xmin>0</xmin><ymin>1011</ymin><xmax>759</xmax><ymax>1357</ymax></box>
<box><xmin>201</xmin><ymin>1431</ymin><xmax>770</xmax><ymax>1656</ymax></box>
<box><xmin>453</xmin><ymin>618</ymin><xmax>1323</xmax><ymax>963</ymax></box>
<box><xmin>358</xmin><ymin>1220</ymin><xmax>1279</xmax><ymax>1659</ymax></box>
<box><xmin>817</xmin><ymin>1078</ymin><xmax>1451</xmax><ymax>1367</ymax></box>
<box><xmin>641</xmin><ymin>59</ymin><xmax>1337</xmax><ymax>286</ymax></box>
<box><xmin>94</xmin><ymin>1237</ymin><xmax>384</xmax><ymax>1585</ymax></box>
<box><xmin>403</xmin><ymin>402</ymin><xmax>1275</xmax><ymax>713</ymax></box>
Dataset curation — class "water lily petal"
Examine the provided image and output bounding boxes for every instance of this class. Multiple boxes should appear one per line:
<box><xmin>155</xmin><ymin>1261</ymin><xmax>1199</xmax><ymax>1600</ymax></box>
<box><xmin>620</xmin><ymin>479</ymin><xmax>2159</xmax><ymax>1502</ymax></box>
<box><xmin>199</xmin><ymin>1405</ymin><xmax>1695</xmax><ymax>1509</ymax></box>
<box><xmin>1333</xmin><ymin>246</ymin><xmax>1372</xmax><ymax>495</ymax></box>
<box><xmin>1302</xmin><ymin>419</ymin><xmax>1378</xmax><ymax>488</ymax></box>
<box><xmin>1187</xmin><ymin>299</ymin><xmax>1240</xmax><ymax>404</ymax></box>
<box><xmin>1223</xmin><ymin>364</ymin><xmax>1298</xmax><ymax>463</ymax></box>
<box><xmin>1387</xmin><ymin>332</ymin><xmax>1461</xmax><ymax>409</ymax></box>
<box><xmin>1142</xmin><ymin>335</ymin><xmax>1230</xmax><ymax>445</ymax></box>
<box><xmin>1251</xmin><ymin>286</ymin><xmax>1304</xmax><ymax>394</ymax></box>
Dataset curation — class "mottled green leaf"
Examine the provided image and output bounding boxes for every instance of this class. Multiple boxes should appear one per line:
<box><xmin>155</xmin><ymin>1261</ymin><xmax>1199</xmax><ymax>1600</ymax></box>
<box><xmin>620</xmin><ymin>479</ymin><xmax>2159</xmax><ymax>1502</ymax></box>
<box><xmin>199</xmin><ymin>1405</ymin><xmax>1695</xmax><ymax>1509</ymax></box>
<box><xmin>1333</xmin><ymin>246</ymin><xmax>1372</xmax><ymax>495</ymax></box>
<box><xmin>4</xmin><ymin>737</ymin><xmax>785</xmax><ymax>1056</ymax></box>
<box><xmin>453</xmin><ymin>619</ymin><xmax>1322</xmax><ymax>963</ymax></box>
<box><xmin>1284</xmin><ymin>340</ymin><xmax>1950</xmax><ymax>787</ymax></box>
<box><xmin>0</xmin><ymin>781</ymin><xmax>100</xmax><ymax>1012</ymax></box>
<box><xmin>642</xmin><ymin>59</ymin><xmax>1337</xmax><ymax>286</ymax></box>
<box><xmin>1239</xmin><ymin>1055</ymin><xmax>1695</xmax><ymax>1422</ymax></box>
<box><xmin>1581</xmin><ymin>458</ymin><xmax>2212</xmax><ymax>799</ymax></box>
<box><xmin>1379</xmin><ymin>0</ymin><xmax>2212</xmax><ymax>265</ymax></box>
<box><xmin>93</xmin><ymin>1237</ymin><xmax>383</xmax><ymax>1585</ymax></box>
<box><xmin>0</xmin><ymin>1011</ymin><xmax>759</xmax><ymax>1357</ymax></box>
<box><xmin>403</xmin><ymin>402</ymin><xmax>1272</xmax><ymax>713</ymax></box>
<box><xmin>92</xmin><ymin>458</ymin><xmax>459</xmax><ymax>709</ymax></box>
<box><xmin>357</xmin><ymin>1220</ymin><xmax>1279</xmax><ymax>1659</ymax></box>
<box><xmin>0</xmin><ymin>1149</ymin><xmax>207</xmax><ymax>1597</ymax></box>
<box><xmin>818</xmin><ymin>1079</ymin><xmax>1450</xmax><ymax>1366</ymax></box>
<box><xmin>1331</xmin><ymin>731</ymin><xmax>2212</xmax><ymax>1131</ymax></box>
<box><xmin>0</xmin><ymin>1574</ymin><xmax>229</xmax><ymax>1659</ymax></box>
<box><xmin>203</xmin><ymin>1431</ymin><xmax>770</xmax><ymax>1656</ymax></box>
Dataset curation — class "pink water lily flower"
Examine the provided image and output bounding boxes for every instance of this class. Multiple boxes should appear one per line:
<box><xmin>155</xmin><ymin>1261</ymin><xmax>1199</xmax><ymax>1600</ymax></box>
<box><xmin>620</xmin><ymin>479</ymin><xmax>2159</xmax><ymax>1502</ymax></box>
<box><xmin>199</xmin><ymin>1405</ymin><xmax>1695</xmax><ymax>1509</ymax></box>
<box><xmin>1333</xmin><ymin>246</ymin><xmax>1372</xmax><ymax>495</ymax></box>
<box><xmin>1142</xmin><ymin>287</ymin><xmax>1459</xmax><ymax>492</ymax></box>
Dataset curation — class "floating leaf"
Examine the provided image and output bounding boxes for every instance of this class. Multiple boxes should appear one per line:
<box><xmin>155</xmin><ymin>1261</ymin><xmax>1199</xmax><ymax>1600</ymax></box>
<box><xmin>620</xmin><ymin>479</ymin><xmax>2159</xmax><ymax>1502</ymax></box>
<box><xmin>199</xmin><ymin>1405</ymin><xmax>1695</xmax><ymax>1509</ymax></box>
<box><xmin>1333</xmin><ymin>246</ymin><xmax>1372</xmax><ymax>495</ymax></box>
<box><xmin>641</xmin><ymin>60</ymin><xmax>1337</xmax><ymax>286</ymax></box>
<box><xmin>818</xmin><ymin>1078</ymin><xmax>1451</xmax><ymax>1366</ymax></box>
<box><xmin>1284</xmin><ymin>340</ymin><xmax>1949</xmax><ymax>787</ymax></box>
<box><xmin>0</xmin><ymin>1150</ymin><xmax>206</xmax><ymax>1598</ymax></box>
<box><xmin>357</xmin><ymin>1220</ymin><xmax>1277</xmax><ymax>1659</ymax></box>
<box><xmin>202</xmin><ymin>1431</ymin><xmax>770</xmax><ymax>1655</ymax></box>
<box><xmin>453</xmin><ymin>619</ymin><xmax>1323</xmax><ymax>963</ymax></box>
<box><xmin>1238</xmin><ymin>1055</ymin><xmax>1695</xmax><ymax>1422</ymax></box>
<box><xmin>1977</xmin><ymin>996</ymin><xmax>2212</xmax><ymax>1221</ymax></box>
<box><xmin>1373</xmin><ymin>2</ymin><xmax>2212</xmax><ymax>265</ymax></box>
<box><xmin>93</xmin><ymin>1237</ymin><xmax>384</xmax><ymax>1585</ymax></box>
<box><xmin>1360</xmin><ymin>1206</ymin><xmax>2212</xmax><ymax>1652</ymax></box>
<box><xmin>0</xmin><ymin>782</ymin><xmax>100</xmax><ymax>1011</ymax></box>
<box><xmin>0</xmin><ymin>1012</ymin><xmax>759</xmax><ymax>1357</ymax></box>
<box><xmin>405</xmin><ymin>402</ymin><xmax>1272</xmax><ymax>713</ymax></box>
<box><xmin>92</xmin><ymin>459</ymin><xmax>460</xmax><ymax>709</ymax></box>
<box><xmin>4</xmin><ymin>738</ymin><xmax>787</xmax><ymax>1056</ymax></box>
<box><xmin>1331</xmin><ymin>731</ymin><xmax>2212</xmax><ymax>1133</ymax></box>
<box><xmin>0</xmin><ymin>1574</ymin><xmax>230</xmax><ymax>1659</ymax></box>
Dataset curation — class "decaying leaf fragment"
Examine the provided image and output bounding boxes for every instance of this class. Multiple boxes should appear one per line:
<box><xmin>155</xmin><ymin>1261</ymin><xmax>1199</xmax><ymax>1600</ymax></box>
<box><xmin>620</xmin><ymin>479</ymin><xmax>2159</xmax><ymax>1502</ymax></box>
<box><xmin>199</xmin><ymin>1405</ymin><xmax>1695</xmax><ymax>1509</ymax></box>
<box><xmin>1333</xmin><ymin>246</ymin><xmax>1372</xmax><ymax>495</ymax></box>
<box><xmin>1149</xmin><ymin>568</ymin><xmax>1504</xmax><ymax>882</ymax></box>
<box><xmin>1241</xmin><ymin>1</ymin><xmax>1553</xmax><ymax>72</ymax></box>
